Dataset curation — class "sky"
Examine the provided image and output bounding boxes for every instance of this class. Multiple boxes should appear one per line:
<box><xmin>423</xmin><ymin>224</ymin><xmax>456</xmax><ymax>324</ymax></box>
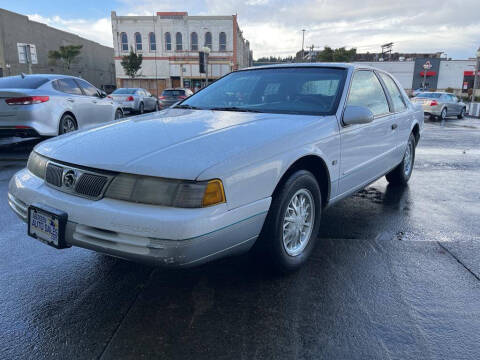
<box><xmin>1</xmin><ymin>0</ymin><xmax>479</xmax><ymax>59</ymax></box>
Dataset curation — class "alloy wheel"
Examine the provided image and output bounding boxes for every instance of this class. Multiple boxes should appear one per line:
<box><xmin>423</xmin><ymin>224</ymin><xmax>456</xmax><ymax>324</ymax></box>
<box><xmin>282</xmin><ymin>188</ymin><xmax>315</xmax><ymax>257</ymax></box>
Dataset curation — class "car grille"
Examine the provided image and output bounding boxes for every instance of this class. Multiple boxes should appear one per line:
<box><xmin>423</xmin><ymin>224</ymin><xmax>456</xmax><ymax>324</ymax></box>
<box><xmin>75</xmin><ymin>173</ymin><xmax>108</xmax><ymax>198</ymax></box>
<box><xmin>45</xmin><ymin>161</ymin><xmax>113</xmax><ymax>200</ymax></box>
<box><xmin>46</xmin><ymin>163</ymin><xmax>63</xmax><ymax>187</ymax></box>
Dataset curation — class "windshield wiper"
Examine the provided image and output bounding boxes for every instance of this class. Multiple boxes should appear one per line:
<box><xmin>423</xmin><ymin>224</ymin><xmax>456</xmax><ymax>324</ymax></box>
<box><xmin>174</xmin><ymin>104</ymin><xmax>201</xmax><ymax>109</ymax></box>
<box><xmin>209</xmin><ymin>106</ymin><xmax>262</xmax><ymax>113</ymax></box>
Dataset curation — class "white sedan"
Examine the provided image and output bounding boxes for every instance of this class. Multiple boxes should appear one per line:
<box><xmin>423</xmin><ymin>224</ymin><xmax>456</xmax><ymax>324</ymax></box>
<box><xmin>8</xmin><ymin>64</ymin><xmax>423</xmax><ymax>272</ymax></box>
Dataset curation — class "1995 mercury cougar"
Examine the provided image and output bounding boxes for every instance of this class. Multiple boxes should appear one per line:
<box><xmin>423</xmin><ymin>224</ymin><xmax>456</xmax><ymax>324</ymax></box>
<box><xmin>8</xmin><ymin>64</ymin><xmax>423</xmax><ymax>272</ymax></box>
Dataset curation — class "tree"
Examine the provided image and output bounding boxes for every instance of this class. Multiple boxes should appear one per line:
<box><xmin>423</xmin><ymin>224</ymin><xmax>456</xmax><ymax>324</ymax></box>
<box><xmin>121</xmin><ymin>48</ymin><xmax>143</xmax><ymax>78</ymax></box>
<box><xmin>48</xmin><ymin>45</ymin><xmax>83</xmax><ymax>69</ymax></box>
<box><xmin>316</xmin><ymin>46</ymin><xmax>356</xmax><ymax>62</ymax></box>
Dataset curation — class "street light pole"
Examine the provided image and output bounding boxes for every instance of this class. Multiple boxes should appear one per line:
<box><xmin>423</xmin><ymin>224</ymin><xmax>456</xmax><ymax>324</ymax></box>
<box><xmin>301</xmin><ymin>29</ymin><xmax>306</xmax><ymax>62</ymax></box>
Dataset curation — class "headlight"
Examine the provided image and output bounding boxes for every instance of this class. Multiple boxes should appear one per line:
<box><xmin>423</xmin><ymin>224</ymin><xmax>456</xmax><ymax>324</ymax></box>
<box><xmin>105</xmin><ymin>174</ymin><xmax>225</xmax><ymax>208</ymax></box>
<box><xmin>27</xmin><ymin>151</ymin><xmax>48</xmax><ymax>179</ymax></box>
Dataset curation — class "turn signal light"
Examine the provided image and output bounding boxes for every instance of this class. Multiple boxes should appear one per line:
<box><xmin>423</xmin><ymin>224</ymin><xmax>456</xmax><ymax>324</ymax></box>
<box><xmin>6</xmin><ymin>96</ymin><xmax>49</xmax><ymax>105</ymax></box>
<box><xmin>159</xmin><ymin>96</ymin><xmax>166</xmax><ymax>100</ymax></box>
<box><xmin>202</xmin><ymin>179</ymin><xmax>226</xmax><ymax>207</ymax></box>
<box><xmin>126</xmin><ymin>96</ymin><xmax>134</xmax><ymax>101</ymax></box>
<box><xmin>430</xmin><ymin>100</ymin><xmax>438</xmax><ymax>106</ymax></box>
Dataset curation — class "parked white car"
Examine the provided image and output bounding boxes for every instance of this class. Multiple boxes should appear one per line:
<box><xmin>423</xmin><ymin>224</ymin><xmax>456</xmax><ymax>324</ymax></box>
<box><xmin>8</xmin><ymin>64</ymin><xmax>423</xmax><ymax>272</ymax></box>
<box><xmin>0</xmin><ymin>74</ymin><xmax>123</xmax><ymax>137</ymax></box>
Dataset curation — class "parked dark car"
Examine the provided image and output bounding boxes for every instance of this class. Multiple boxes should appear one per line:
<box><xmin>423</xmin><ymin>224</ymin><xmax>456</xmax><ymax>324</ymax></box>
<box><xmin>158</xmin><ymin>88</ymin><xmax>193</xmax><ymax>108</ymax></box>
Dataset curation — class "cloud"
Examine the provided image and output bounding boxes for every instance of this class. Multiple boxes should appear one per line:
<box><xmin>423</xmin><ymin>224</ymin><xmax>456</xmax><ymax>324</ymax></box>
<box><xmin>28</xmin><ymin>14</ymin><xmax>113</xmax><ymax>47</ymax></box>
<box><xmin>28</xmin><ymin>0</ymin><xmax>480</xmax><ymax>59</ymax></box>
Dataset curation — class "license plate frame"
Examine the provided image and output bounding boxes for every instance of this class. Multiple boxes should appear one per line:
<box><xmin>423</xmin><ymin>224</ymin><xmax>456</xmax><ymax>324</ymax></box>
<box><xmin>28</xmin><ymin>204</ymin><xmax>69</xmax><ymax>249</ymax></box>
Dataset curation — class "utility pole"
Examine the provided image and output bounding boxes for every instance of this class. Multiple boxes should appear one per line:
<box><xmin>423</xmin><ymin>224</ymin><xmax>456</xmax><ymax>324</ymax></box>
<box><xmin>471</xmin><ymin>47</ymin><xmax>480</xmax><ymax>108</ymax></box>
<box><xmin>301</xmin><ymin>29</ymin><xmax>306</xmax><ymax>62</ymax></box>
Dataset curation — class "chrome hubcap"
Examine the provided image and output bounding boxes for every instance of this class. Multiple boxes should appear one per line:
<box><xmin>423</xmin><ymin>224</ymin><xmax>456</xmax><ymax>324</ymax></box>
<box><xmin>282</xmin><ymin>189</ymin><xmax>315</xmax><ymax>257</ymax></box>
<box><xmin>403</xmin><ymin>140</ymin><xmax>413</xmax><ymax>175</ymax></box>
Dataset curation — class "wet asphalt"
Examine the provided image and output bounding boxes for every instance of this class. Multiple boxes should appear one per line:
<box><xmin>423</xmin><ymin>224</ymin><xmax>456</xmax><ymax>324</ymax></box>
<box><xmin>0</xmin><ymin>116</ymin><xmax>479</xmax><ymax>359</ymax></box>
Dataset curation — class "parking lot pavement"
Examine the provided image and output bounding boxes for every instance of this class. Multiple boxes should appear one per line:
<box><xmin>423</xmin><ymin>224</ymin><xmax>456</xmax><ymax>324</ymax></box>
<box><xmin>1</xmin><ymin>117</ymin><xmax>479</xmax><ymax>359</ymax></box>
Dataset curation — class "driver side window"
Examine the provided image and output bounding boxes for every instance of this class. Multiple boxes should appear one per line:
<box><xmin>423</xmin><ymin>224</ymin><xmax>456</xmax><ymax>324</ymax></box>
<box><xmin>347</xmin><ymin>71</ymin><xmax>389</xmax><ymax>117</ymax></box>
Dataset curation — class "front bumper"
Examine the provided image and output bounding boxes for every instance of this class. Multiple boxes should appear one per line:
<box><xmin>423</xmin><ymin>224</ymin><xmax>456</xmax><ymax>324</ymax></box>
<box><xmin>8</xmin><ymin>168</ymin><xmax>270</xmax><ymax>267</ymax></box>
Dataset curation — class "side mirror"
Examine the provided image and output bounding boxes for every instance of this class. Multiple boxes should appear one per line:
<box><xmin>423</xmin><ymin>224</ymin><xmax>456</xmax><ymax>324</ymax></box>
<box><xmin>98</xmin><ymin>90</ymin><xmax>107</xmax><ymax>98</ymax></box>
<box><xmin>342</xmin><ymin>105</ymin><xmax>374</xmax><ymax>126</ymax></box>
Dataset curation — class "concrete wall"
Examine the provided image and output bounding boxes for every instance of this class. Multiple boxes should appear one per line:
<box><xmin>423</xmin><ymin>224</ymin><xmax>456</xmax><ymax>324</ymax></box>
<box><xmin>0</xmin><ymin>8</ymin><xmax>115</xmax><ymax>88</ymax></box>
<box><xmin>437</xmin><ymin>60</ymin><xmax>475</xmax><ymax>90</ymax></box>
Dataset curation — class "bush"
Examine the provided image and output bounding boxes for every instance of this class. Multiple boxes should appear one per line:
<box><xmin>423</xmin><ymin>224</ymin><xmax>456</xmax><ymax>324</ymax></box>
<box><xmin>445</xmin><ymin>87</ymin><xmax>454</xmax><ymax>93</ymax></box>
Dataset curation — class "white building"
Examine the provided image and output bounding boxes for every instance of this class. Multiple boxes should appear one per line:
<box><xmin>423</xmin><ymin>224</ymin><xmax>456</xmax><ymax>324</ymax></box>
<box><xmin>111</xmin><ymin>11</ymin><xmax>253</xmax><ymax>95</ymax></box>
<box><xmin>353</xmin><ymin>59</ymin><xmax>477</xmax><ymax>93</ymax></box>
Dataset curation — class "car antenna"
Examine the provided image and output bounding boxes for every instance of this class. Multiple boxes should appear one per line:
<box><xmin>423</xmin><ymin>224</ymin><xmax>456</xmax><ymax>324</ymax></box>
<box><xmin>21</xmin><ymin>72</ymin><xmax>26</xmax><ymax>79</ymax></box>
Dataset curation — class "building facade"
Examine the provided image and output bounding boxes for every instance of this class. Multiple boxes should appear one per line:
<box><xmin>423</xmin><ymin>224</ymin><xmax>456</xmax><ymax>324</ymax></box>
<box><xmin>0</xmin><ymin>8</ymin><xmax>115</xmax><ymax>88</ymax></box>
<box><xmin>353</xmin><ymin>59</ymin><xmax>477</xmax><ymax>93</ymax></box>
<box><xmin>111</xmin><ymin>11</ymin><xmax>253</xmax><ymax>95</ymax></box>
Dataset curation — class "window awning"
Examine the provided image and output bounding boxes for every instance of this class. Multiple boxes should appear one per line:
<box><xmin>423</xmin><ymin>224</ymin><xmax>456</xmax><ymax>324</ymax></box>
<box><xmin>419</xmin><ymin>71</ymin><xmax>436</xmax><ymax>77</ymax></box>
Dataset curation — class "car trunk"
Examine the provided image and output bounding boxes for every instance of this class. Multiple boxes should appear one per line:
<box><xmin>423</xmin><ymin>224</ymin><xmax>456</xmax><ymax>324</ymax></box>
<box><xmin>0</xmin><ymin>89</ymin><xmax>35</xmax><ymax>118</ymax></box>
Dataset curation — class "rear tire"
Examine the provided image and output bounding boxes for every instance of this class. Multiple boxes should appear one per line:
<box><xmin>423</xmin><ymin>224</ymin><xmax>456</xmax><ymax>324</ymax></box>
<box><xmin>59</xmin><ymin>113</ymin><xmax>78</xmax><ymax>134</ymax></box>
<box><xmin>440</xmin><ymin>107</ymin><xmax>447</xmax><ymax>120</ymax></box>
<box><xmin>457</xmin><ymin>107</ymin><xmax>466</xmax><ymax>119</ymax></box>
<box><xmin>255</xmin><ymin>170</ymin><xmax>322</xmax><ymax>273</ymax></box>
<box><xmin>386</xmin><ymin>133</ymin><xmax>416</xmax><ymax>185</ymax></box>
<box><xmin>115</xmin><ymin>109</ymin><xmax>123</xmax><ymax>119</ymax></box>
<box><xmin>138</xmin><ymin>102</ymin><xmax>144</xmax><ymax>114</ymax></box>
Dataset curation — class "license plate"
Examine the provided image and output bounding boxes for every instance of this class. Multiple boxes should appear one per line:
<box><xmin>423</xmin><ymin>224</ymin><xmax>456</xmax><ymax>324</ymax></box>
<box><xmin>28</xmin><ymin>205</ymin><xmax>68</xmax><ymax>249</ymax></box>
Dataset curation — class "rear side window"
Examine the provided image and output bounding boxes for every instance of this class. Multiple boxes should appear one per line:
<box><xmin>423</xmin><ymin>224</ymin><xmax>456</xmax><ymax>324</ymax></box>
<box><xmin>54</xmin><ymin>78</ymin><xmax>83</xmax><ymax>95</ymax></box>
<box><xmin>112</xmin><ymin>88</ymin><xmax>136</xmax><ymax>94</ymax></box>
<box><xmin>162</xmin><ymin>90</ymin><xmax>185</xmax><ymax>96</ymax></box>
<box><xmin>0</xmin><ymin>76</ymin><xmax>49</xmax><ymax>89</ymax></box>
<box><xmin>347</xmin><ymin>71</ymin><xmax>389</xmax><ymax>117</ymax></box>
<box><xmin>379</xmin><ymin>73</ymin><xmax>407</xmax><ymax>112</ymax></box>
<box><xmin>75</xmin><ymin>79</ymin><xmax>99</xmax><ymax>97</ymax></box>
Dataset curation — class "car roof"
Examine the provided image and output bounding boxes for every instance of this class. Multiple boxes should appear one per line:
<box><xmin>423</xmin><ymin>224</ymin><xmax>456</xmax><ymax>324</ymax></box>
<box><xmin>241</xmin><ymin>62</ymin><xmax>381</xmax><ymax>72</ymax></box>
<box><xmin>15</xmin><ymin>74</ymin><xmax>87</xmax><ymax>82</ymax></box>
<box><xmin>163</xmin><ymin>88</ymin><xmax>189</xmax><ymax>91</ymax></box>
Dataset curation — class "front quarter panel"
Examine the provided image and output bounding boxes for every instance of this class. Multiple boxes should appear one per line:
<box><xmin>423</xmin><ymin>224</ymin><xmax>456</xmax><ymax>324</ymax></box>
<box><xmin>197</xmin><ymin>115</ymin><xmax>340</xmax><ymax>210</ymax></box>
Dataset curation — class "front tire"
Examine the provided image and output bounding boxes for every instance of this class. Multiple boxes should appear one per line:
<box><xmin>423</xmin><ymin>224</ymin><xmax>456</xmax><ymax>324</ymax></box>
<box><xmin>138</xmin><ymin>102</ymin><xmax>144</xmax><ymax>114</ymax></box>
<box><xmin>457</xmin><ymin>107</ymin><xmax>466</xmax><ymax>119</ymax></box>
<box><xmin>386</xmin><ymin>133</ymin><xmax>416</xmax><ymax>185</ymax></box>
<box><xmin>257</xmin><ymin>170</ymin><xmax>322</xmax><ymax>273</ymax></box>
<box><xmin>59</xmin><ymin>113</ymin><xmax>77</xmax><ymax>134</ymax></box>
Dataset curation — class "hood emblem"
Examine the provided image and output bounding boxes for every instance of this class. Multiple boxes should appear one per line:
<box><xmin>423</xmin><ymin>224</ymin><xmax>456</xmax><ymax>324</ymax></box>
<box><xmin>63</xmin><ymin>169</ymin><xmax>77</xmax><ymax>188</ymax></box>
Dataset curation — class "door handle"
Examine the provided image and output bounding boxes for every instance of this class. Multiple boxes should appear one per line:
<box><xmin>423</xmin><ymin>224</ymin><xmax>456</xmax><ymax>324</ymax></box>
<box><xmin>391</xmin><ymin>123</ymin><xmax>398</xmax><ymax>130</ymax></box>
<box><xmin>66</xmin><ymin>98</ymin><xmax>74</xmax><ymax>103</ymax></box>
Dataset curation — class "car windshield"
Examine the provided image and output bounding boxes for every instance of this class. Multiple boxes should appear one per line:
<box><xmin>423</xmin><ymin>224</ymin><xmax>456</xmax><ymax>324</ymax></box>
<box><xmin>163</xmin><ymin>90</ymin><xmax>186</xmax><ymax>96</ymax></box>
<box><xmin>417</xmin><ymin>93</ymin><xmax>441</xmax><ymax>98</ymax></box>
<box><xmin>112</xmin><ymin>88</ymin><xmax>136</xmax><ymax>94</ymax></box>
<box><xmin>179</xmin><ymin>67</ymin><xmax>346</xmax><ymax>115</ymax></box>
<box><xmin>0</xmin><ymin>76</ymin><xmax>49</xmax><ymax>89</ymax></box>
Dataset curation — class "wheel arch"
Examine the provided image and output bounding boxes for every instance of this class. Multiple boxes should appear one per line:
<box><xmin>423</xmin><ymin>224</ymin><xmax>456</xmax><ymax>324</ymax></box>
<box><xmin>273</xmin><ymin>155</ymin><xmax>331</xmax><ymax>208</ymax></box>
<box><xmin>411</xmin><ymin>122</ymin><xmax>420</xmax><ymax>145</ymax></box>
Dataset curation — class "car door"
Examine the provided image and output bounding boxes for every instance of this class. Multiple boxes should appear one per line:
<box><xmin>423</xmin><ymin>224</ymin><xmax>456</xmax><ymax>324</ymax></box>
<box><xmin>54</xmin><ymin>78</ymin><xmax>89</xmax><ymax>129</ymax></box>
<box><xmin>449</xmin><ymin>94</ymin><xmax>461</xmax><ymax>115</ymax></box>
<box><xmin>145</xmin><ymin>90</ymin><xmax>156</xmax><ymax>110</ymax></box>
<box><xmin>75</xmin><ymin>79</ymin><xmax>113</xmax><ymax>124</ymax></box>
<box><xmin>338</xmin><ymin>70</ymin><xmax>397</xmax><ymax>195</ymax></box>
<box><xmin>378</xmin><ymin>72</ymin><xmax>411</xmax><ymax>164</ymax></box>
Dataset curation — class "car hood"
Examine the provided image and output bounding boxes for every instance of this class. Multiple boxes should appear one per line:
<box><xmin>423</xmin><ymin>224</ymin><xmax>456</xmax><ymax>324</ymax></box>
<box><xmin>35</xmin><ymin>109</ymin><xmax>318</xmax><ymax>180</ymax></box>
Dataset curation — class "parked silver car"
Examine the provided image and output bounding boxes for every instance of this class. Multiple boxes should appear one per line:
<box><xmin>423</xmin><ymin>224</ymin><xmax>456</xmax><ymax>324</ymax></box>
<box><xmin>412</xmin><ymin>92</ymin><xmax>466</xmax><ymax>120</ymax></box>
<box><xmin>158</xmin><ymin>88</ymin><xmax>193</xmax><ymax>108</ymax></box>
<box><xmin>0</xmin><ymin>74</ymin><xmax>124</xmax><ymax>137</ymax></box>
<box><xmin>109</xmin><ymin>88</ymin><xmax>159</xmax><ymax>114</ymax></box>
